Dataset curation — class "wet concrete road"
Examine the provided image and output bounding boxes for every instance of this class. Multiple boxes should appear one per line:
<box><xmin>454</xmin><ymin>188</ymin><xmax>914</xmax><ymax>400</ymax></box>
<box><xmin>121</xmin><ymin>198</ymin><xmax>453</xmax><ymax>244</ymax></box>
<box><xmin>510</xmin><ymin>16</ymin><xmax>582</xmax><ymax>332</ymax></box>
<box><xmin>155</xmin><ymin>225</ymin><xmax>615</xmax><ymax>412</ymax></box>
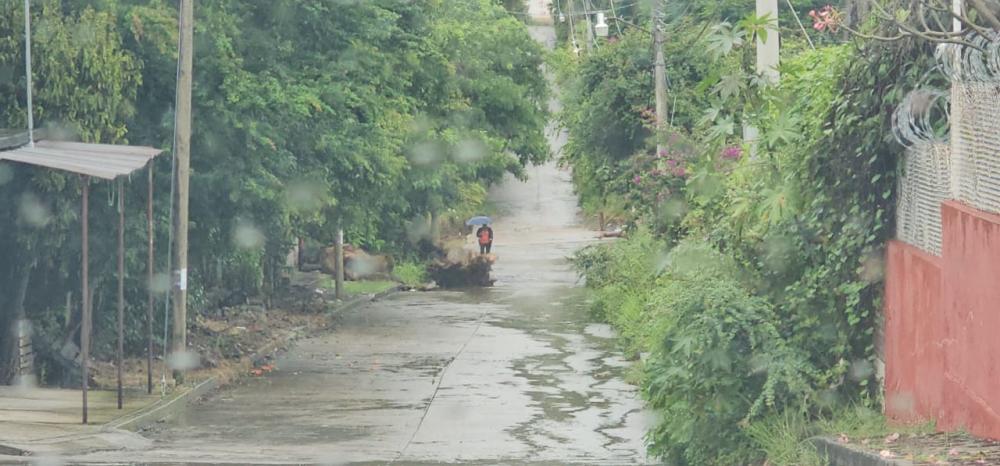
<box><xmin>72</xmin><ymin>25</ymin><xmax>655</xmax><ymax>466</ymax></box>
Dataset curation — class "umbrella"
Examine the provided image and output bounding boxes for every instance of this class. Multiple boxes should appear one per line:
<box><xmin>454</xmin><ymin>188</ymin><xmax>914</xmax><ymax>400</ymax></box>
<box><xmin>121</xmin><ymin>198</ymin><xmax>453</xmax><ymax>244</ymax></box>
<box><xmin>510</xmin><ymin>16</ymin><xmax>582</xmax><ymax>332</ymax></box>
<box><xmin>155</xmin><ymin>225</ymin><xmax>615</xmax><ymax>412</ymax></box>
<box><xmin>466</xmin><ymin>216</ymin><xmax>492</xmax><ymax>226</ymax></box>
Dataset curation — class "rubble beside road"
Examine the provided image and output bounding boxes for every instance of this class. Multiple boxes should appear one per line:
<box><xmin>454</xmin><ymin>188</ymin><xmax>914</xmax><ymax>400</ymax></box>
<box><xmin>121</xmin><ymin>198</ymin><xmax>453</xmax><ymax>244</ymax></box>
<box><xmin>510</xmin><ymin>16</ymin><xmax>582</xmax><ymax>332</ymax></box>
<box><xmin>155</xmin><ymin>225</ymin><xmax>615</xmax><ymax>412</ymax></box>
<box><xmin>90</xmin><ymin>272</ymin><xmax>401</xmax><ymax>394</ymax></box>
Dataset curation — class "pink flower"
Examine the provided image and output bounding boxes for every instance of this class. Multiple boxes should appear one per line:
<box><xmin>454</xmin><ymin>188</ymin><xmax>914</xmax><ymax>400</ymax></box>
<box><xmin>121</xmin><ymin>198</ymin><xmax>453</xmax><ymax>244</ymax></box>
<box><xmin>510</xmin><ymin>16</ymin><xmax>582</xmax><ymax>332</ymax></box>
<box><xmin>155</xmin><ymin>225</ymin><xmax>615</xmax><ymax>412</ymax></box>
<box><xmin>721</xmin><ymin>146</ymin><xmax>742</xmax><ymax>160</ymax></box>
<box><xmin>657</xmin><ymin>149</ymin><xmax>668</xmax><ymax>158</ymax></box>
<box><xmin>666</xmin><ymin>159</ymin><xmax>678</xmax><ymax>168</ymax></box>
<box><xmin>810</xmin><ymin>5</ymin><xmax>841</xmax><ymax>32</ymax></box>
<box><xmin>671</xmin><ymin>167</ymin><xmax>686</xmax><ymax>178</ymax></box>
<box><xmin>633</xmin><ymin>175</ymin><xmax>642</xmax><ymax>184</ymax></box>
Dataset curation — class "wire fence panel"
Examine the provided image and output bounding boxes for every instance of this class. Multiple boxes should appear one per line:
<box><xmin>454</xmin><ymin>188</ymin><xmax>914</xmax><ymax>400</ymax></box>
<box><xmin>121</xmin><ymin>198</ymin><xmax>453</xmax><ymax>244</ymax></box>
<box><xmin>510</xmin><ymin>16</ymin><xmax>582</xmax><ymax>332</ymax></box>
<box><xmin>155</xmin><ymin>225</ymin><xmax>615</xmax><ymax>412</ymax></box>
<box><xmin>952</xmin><ymin>82</ymin><xmax>1000</xmax><ymax>215</ymax></box>
<box><xmin>896</xmin><ymin>143</ymin><xmax>951</xmax><ymax>255</ymax></box>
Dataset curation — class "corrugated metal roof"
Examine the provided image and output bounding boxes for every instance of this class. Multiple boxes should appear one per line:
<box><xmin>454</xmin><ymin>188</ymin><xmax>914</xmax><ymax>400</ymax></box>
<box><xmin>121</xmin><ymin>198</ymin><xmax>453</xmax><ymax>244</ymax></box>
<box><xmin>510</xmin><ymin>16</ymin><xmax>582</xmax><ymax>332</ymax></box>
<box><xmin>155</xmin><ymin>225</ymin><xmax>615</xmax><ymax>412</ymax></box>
<box><xmin>0</xmin><ymin>140</ymin><xmax>163</xmax><ymax>180</ymax></box>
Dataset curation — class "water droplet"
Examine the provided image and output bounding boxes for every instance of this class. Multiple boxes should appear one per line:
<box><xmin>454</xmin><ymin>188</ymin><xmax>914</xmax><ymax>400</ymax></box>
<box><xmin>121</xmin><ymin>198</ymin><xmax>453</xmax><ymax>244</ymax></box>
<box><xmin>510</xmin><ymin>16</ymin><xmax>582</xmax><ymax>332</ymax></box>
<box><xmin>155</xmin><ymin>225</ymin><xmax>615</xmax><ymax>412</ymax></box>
<box><xmin>408</xmin><ymin>141</ymin><xmax>444</xmax><ymax>166</ymax></box>
<box><xmin>346</xmin><ymin>255</ymin><xmax>377</xmax><ymax>278</ymax></box>
<box><xmin>454</xmin><ymin>138</ymin><xmax>488</xmax><ymax>164</ymax></box>
<box><xmin>166</xmin><ymin>350</ymin><xmax>201</xmax><ymax>371</ymax></box>
<box><xmin>19</xmin><ymin>193</ymin><xmax>50</xmax><ymax>228</ymax></box>
<box><xmin>0</xmin><ymin>163</ymin><xmax>13</xmax><ymax>186</ymax></box>
<box><xmin>285</xmin><ymin>180</ymin><xmax>326</xmax><ymax>213</ymax></box>
<box><xmin>149</xmin><ymin>272</ymin><xmax>172</xmax><ymax>293</ymax></box>
<box><xmin>848</xmin><ymin>359</ymin><xmax>874</xmax><ymax>382</ymax></box>
<box><xmin>233</xmin><ymin>221</ymin><xmax>265</xmax><ymax>249</ymax></box>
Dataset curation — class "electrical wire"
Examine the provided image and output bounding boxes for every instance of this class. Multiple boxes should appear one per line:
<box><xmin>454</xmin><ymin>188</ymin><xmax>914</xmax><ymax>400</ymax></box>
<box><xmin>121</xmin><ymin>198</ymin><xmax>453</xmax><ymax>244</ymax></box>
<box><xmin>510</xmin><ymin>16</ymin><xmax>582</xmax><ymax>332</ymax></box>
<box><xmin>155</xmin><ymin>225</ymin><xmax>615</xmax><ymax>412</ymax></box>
<box><xmin>584</xmin><ymin>0</ymin><xmax>599</xmax><ymax>50</ymax></box>
<box><xmin>784</xmin><ymin>0</ymin><xmax>816</xmax><ymax>50</ymax></box>
<box><xmin>567</xmin><ymin>0</ymin><xmax>578</xmax><ymax>53</ymax></box>
<box><xmin>609</xmin><ymin>0</ymin><xmax>624</xmax><ymax>36</ymax></box>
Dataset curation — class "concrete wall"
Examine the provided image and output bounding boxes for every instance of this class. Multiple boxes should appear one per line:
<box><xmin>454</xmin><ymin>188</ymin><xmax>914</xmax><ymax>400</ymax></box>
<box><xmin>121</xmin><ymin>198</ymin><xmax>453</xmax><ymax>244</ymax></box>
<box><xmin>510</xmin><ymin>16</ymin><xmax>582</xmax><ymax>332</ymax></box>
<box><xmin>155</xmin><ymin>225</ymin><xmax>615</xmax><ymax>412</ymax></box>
<box><xmin>885</xmin><ymin>201</ymin><xmax>1000</xmax><ymax>439</ymax></box>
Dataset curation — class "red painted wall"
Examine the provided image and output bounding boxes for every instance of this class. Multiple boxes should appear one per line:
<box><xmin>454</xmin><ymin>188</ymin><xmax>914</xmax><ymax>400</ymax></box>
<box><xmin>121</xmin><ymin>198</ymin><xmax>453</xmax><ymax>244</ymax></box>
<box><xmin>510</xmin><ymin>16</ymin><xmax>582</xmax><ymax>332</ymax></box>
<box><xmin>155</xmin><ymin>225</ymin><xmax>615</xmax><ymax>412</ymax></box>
<box><xmin>884</xmin><ymin>239</ymin><xmax>944</xmax><ymax>424</ymax></box>
<box><xmin>885</xmin><ymin>201</ymin><xmax>1000</xmax><ymax>439</ymax></box>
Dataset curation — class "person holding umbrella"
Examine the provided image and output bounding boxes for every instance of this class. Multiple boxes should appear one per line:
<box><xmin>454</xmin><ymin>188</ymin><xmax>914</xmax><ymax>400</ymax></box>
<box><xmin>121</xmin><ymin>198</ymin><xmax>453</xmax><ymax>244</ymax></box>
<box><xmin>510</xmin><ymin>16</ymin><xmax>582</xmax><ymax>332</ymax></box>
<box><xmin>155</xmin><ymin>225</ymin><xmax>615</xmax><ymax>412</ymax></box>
<box><xmin>467</xmin><ymin>216</ymin><xmax>494</xmax><ymax>254</ymax></box>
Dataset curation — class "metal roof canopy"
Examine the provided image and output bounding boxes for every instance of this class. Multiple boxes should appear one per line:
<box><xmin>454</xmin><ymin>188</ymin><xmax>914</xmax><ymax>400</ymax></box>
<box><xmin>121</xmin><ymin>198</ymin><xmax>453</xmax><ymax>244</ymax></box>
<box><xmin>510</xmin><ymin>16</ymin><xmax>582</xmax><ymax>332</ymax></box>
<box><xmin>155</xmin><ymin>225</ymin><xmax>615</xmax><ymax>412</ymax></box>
<box><xmin>0</xmin><ymin>137</ymin><xmax>164</xmax><ymax>423</ymax></box>
<box><xmin>0</xmin><ymin>140</ymin><xmax>163</xmax><ymax>179</ymax></box>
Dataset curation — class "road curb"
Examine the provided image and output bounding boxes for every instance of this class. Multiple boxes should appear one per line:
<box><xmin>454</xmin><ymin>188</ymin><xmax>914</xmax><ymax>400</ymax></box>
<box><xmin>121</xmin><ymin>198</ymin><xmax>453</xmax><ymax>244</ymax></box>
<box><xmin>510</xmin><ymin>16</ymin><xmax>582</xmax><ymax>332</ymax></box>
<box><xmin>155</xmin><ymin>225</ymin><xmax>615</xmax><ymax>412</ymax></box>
<box><xmin>335</xmin><ymin>285</ymin><xmax>403</xmax><ymax>315</ymax></box>
<box><xmin>104</xmin><ymin>377</ymin><xmax>218</xmax><ymax>433</ymax></box>
<box><xmin>812</xmin><ymin>437</ymin><xmax>914</xmax><ymax>466</ymax></box>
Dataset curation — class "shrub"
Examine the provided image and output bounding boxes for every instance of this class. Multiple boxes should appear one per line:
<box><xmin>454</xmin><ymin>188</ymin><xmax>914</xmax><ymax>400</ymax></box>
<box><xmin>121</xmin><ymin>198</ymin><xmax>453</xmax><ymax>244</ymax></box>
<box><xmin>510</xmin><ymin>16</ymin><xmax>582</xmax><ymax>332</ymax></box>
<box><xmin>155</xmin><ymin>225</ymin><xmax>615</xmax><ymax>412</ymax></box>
<box><xmin>643</xmin><ymin>240</ymin><xmax>815</xmax><ymax>464</ymax></box>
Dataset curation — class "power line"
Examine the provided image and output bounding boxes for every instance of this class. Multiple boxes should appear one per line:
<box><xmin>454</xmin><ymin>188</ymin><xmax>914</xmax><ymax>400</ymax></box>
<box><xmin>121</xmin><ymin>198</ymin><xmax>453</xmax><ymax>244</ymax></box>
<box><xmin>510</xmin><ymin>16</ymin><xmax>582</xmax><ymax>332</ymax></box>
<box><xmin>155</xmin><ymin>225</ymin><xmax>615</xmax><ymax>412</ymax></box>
<box><xmin>784</xmin><ymin>0</ymin><xmax>816</xmax><ymax>50</ymax></box>
<box><xmin>609</xmin><ymin>0</ymin><xmax>624</xmax><ymax>36</ymax></box>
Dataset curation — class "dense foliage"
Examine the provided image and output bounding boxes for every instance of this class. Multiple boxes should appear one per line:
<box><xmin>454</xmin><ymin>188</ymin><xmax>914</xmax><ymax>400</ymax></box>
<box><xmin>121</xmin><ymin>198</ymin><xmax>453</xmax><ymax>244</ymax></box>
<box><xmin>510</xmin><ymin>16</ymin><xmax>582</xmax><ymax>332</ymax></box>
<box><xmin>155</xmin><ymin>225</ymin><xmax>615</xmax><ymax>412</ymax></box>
<box><xmin>0</xmin><ymin>0</ymin><xmax>548</xmax><ymax>384</ymax></box>
<box><xmin>561</xmin><ymin>1</ymin><xmax>942</xmax><ymax>463</ymax></box>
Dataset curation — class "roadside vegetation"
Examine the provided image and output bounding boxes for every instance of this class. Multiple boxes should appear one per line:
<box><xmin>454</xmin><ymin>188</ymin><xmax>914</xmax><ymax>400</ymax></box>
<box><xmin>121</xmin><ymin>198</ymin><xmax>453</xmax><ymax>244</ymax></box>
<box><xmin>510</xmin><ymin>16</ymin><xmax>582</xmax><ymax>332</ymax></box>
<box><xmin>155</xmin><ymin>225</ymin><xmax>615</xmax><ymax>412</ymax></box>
<box><xmin>0</xmin><ymin>0</ymin><xmax>545</xmax><ymax>386</ymax></box>
<box><xmin>557</xmin><ymin>0</ymin><xmax>943</xmax><ymax>463</ymax></box>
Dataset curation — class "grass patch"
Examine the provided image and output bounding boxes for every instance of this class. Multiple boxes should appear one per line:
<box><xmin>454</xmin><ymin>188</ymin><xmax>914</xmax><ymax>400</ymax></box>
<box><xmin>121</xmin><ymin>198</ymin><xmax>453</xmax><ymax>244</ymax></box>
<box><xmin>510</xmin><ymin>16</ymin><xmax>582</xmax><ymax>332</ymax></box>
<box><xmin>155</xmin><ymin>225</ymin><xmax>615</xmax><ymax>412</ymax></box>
<box><xmin>394</xmin><ymin>261</ymin><xmax>429</xmax><ymax>287</ymax></box>
<box><xmin>744</xmin><ymin>405</ymin><xmax>936</xmax><ymax>466</ymax></box>
<box><xmin>343</xmin><ymin>280</ymin><xmax>397</xmax><ymax>295</ymax></box>
<box><xmin>316</xmin><ymin>275</ymin><xmax>397</xmax><ymax>296</ymax></box>
<box><xmin>817</xmin><ymin>405</ymin><xmax>935</xmax><ymax>439</ymax></box>
<box><xmin>745</xmin><ymin>411</ymin><xmax>826</xmax><ymax>466</ymax></box>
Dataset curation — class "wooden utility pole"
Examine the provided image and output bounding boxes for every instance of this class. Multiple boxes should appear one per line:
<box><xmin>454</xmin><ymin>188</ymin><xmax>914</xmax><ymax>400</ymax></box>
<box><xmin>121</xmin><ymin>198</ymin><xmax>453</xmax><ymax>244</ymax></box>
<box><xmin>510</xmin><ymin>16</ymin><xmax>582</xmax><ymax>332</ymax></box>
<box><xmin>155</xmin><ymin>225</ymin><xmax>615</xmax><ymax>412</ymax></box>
<box><xmin>23</xmin><ymin>0</ymin><xmax>33</xmax><ymax>147</ymax></box>
<box><xmin>146</xmin><ymin>165</ymin><xmax>154</xmax><ymax>394</ymax></box>
<box><xmin>80</xmin><ymin>178</ymin><xmax>90</xmax><ymax>424</ymax></box>
<box><xmin>171</xmin><ymin>0</ymin><xmax>194</xmax><ymax>385</ymax></box>
<box><xmin>116</xmin><ymin>181</ymin><xmax>125</xmax><ymax>410</ymax></box>
<box><xmin>652</xmin><ymin>0</ymin><xmax>668</xmax><ymax>155</ymax></box>
<box><xmin>335</xmin><ymin>227</ymin><xmax>344</xmax><ymax>300</ymax></box>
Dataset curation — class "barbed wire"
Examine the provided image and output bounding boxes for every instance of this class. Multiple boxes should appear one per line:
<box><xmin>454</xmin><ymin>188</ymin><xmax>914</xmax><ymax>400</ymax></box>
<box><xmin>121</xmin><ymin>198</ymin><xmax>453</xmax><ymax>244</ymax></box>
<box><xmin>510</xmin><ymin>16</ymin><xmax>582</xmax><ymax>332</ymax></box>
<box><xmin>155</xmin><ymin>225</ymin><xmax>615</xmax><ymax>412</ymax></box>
<box><xmin>936</xmin><ymin>31</ymin><xmax>1000</xmax><ymax>82</ymax></box>
<box><xmin>892</xmin><ymin>88</ymin><xmax>950</xmax><ymax>148</ymax></box>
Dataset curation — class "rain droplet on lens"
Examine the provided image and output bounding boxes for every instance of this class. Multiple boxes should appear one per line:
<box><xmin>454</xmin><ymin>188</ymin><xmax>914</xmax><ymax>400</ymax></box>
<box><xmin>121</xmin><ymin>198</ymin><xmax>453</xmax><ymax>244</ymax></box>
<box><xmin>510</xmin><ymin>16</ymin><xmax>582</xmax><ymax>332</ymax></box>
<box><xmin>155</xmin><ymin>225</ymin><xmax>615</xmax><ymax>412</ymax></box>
<box><xmin>408</xmin><ymin>141</ymin><xmax>443</xmax><ymax>166</ymax></box>
<box><xmin>233</xmin><ymin>220</ymin><xmax>265</xmax><ymax>249</ymax></box>
<box><xmin>405</xmin><ymin>215</ymin><xmax>432</xmax><ymax>244</ymax></box>
<box><xmin>454</xmin><ymin>138</ymin><xmax>488</xmax><ymax>164</ymax></box>
<box><xmin>887</xmin><ymin>391</ymin><xmax>915</xmax><ymax>417</ymax></box>
<box><xmin>286</xmin><ymin>180</ymin><xmax>326</xmax><ymax>213</ymax></box>
<box><xmin>166</xmin><ymin>350</ymin><xmax>201</xmax><ymax>371</ymax></box>
<box><xmin>860</xmin><ymin>252</ymin><xmax>885</xmax><ymax>284</ymax></box>
<box><xmin>19</xmin><ymin>193</ymin><xmax>51</xmax><ymax>227</ymax></box>
<box><xmin>0</xmin><ymin>163</ymin><xmax>13</xmax><ymax>186</ymax></box>
<box><xmin>848</xmin><ymin>359</ymin><xmax>874</xmax><ymax>382</ymax></box>
<box><xmin>149</xmin><ymin>272</ymin><xmax>172</xmax><ymax>293</ymax></box>
<box><xmin>659</xmin><ymin>197</ymin><xmax>688</xmax><ymax>221</ymax></box>
<box><xmin>346</xmin><ymin>255</ymin><xmax>377</xmax><ymax>278</ymax></box>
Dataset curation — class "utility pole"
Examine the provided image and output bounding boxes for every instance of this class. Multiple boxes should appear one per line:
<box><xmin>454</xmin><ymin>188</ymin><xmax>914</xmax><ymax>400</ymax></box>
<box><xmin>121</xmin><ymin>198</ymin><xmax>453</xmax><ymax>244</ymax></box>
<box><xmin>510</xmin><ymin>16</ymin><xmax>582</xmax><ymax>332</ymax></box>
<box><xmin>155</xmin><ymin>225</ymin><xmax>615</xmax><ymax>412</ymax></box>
<box><xmin>755</xmin><ymin>0</ymin><xmax>780</xmax><ymax>82</ymax></box>
<box><xmin>116</xmin><ymin>181</ymin><xmax>124</xmax><ymax>410</ymax></box>
<box><xmin>746</xmin><ymin>0</ymin><xmax>779</xmax><ymax>156</ymax></box>
<box><xmin>652</xmin><ymin>0</ymin><xmax>668</xmax><ymax>155</ymax></box>
<box><xmin>171</xmin><ymin>0</ymin><xmax>194</xmax><ymax>385</ymax></box>
<box><xmin>23</xmin><ymin>0</ymin><xmax>33</xmax><ymax>146</ymax></box>
<box><xmin>334</xmin><ymin>227</ymin><xmax>344</xmax><ymax>300</ymax></box>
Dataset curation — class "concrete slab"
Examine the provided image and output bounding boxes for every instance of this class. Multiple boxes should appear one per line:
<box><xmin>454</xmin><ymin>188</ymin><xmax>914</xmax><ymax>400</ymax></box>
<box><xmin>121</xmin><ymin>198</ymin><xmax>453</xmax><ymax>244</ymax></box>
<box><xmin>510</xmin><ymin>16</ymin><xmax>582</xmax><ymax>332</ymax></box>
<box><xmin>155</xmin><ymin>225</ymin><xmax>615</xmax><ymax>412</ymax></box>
<box><xmin>0</xmin><ymin>386</ymin><xmax>159</xmax><ymax>457</ymax></box>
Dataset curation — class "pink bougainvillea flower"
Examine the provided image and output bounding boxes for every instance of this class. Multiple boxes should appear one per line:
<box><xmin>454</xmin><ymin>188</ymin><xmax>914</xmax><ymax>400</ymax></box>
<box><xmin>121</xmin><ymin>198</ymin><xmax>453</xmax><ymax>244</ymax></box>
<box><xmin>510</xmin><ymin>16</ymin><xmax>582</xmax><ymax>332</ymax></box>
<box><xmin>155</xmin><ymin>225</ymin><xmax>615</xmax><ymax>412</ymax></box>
<box><xmin>809</xmin><ymin>5</ymin><xmax>841</xmax><ymax>32</ymax></box>
<box><xmin>721</xmin><ymin>146</ymin><xmax>743</xmax><ymax>160</ymax></box>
